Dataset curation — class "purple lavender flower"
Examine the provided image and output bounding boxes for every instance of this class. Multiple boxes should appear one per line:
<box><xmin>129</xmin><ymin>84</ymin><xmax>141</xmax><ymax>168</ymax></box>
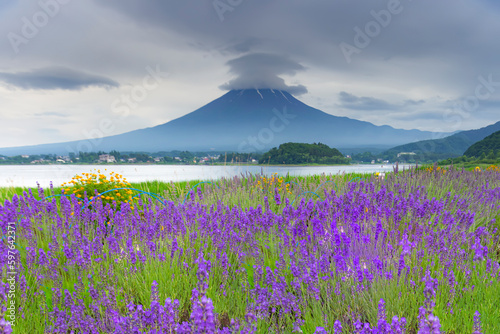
<box><xmin>427</xmin><ymin>314</ymin><xmax>441</xmax><ymax>333</ymax></box>
<box><xmin>274</xmin><ymin>187</ymin><xmax>282</xmax><ymax>206</ymax></box>
<box><xmin>333</xmin><ymin>320</ymin><xmax>342</xmax><ymax>333</ymax></box>
<box><xmin>472</xmin><ymin>237</ymin><xmax>487</xmax><ymax>262</ymax></box>
<box><xmin>422</xmin><ymin>271</ymin><xmax>438</xmax><ymax>311</ymax></box>
<box><xmin>418</xmin><ymin>272</ymin><xmax>442</xmax><ymax>334</ymax></box>
<box><xmin>0</xmin><ymin>318</ymin><xmax>12</xmax><ymax>334</ymax></box>
<box><xmin>314</xmin><ymin>326</ymin><xmax>328</xmax><ymax>334</ymax></box>
<box><xmin>378</xmin><ymin>298</ymin><xmax>387</xmax><ymax>323</ymax></box>
<box><xmin>37</xmin><ymin>248</ymin><xmax>48</xmax><ymax>266</ymax></box>
<box><xmin>473</xmin><ymin>311</ymin><xmax>482</xmax><ymax>334</ymax></box>
<box><xmin>151</xmin><ymin>280</ymin><xmax>159</xmax><ymax>304</ymax></box>
<box><xmin>190</xmin><ymin>295</ymin><xmax>216</xmax><ymax>333</ymax></box>
<box><xmin>391</xmin><ymin>316</ymin><xmax>407</xmax><ymax>334</ymax></box>
<box><xmin>397</xmin><ymin>254</ymin><xmax>406</xmax><ymax>278</ymax></box>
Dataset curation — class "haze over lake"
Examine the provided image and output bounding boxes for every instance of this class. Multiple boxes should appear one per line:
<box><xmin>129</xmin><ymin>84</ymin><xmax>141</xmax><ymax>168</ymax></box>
<box><xmin>0</xmin><ymin>164</ymin><xmax>405</xmax><ymax>188</ymax></box>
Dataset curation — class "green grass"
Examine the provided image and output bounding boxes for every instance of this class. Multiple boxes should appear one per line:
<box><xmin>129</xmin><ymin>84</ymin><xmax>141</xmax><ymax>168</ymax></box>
<box><xmin>0</xmin><ymin>172</ymin><xmax>371</xmax><ymax>205</ymax></box>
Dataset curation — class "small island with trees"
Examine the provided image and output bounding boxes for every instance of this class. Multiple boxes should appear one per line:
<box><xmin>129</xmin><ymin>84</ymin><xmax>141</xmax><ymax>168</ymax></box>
<box><xmin>259</xmin><ymin>142</ymin><xmax>350</xmax><ymax>165</ymax></box>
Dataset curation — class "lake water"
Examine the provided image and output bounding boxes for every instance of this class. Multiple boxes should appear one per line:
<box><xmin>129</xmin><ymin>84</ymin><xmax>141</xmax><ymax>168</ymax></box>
<box><xmin>0</xmin><ymin>164</ymin><xmax>409</xmax><ymax>187</ymax></box>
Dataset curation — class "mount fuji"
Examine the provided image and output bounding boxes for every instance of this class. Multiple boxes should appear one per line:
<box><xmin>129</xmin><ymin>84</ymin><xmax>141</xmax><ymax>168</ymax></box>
<box><xmin>0</xmin><ymin>89</ymin><xmax>445</xmax><ymax>155</ymax></box>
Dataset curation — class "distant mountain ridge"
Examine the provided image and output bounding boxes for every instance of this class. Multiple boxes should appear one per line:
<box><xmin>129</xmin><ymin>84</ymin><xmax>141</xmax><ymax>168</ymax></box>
<box><xmin>384</xmin><ymin>120</ymin><xmax>500</xmax><ymax>159</ymax></box>
<box><xmin>0</xmin><ymin>89</ymin><xmax>449</xmax><ymax>155</ymax></box>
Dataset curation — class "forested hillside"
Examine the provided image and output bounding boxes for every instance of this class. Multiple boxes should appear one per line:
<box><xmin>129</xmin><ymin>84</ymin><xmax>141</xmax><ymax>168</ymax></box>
<box><xmin>464</xmin><ymin>130</ymin><xmax>500</xmax><ymax>158</ymax></box>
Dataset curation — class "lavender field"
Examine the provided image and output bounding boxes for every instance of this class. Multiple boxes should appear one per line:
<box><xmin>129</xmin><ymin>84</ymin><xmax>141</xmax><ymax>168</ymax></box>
<box><xmin>1</xmin><ymin>168</ymin><xmax>500</xmax><ymax>333</ymax></box>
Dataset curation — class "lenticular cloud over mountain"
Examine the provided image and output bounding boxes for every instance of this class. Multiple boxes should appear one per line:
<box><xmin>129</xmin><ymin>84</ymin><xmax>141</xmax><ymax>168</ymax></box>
<box><xmin>219</xmin><ymin>53</ymin><xmax>308</xmax><ymax>96</ymax></box>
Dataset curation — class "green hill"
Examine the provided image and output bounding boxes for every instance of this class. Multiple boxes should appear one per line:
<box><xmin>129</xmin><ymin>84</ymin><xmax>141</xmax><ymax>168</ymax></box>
<box><xmin>259</xmin><ymin>142</ymin><xmax>349</xmax><ymax>165</ymax></box>
<box><xmin>464</xmin><ymin>130</ymin><xmax>500</xmax><ymax>158</ymax></box>
<box><xmin>383</xmin><ymin>120</ymin><xmax>500</xmax><ymax>161</ymax></box>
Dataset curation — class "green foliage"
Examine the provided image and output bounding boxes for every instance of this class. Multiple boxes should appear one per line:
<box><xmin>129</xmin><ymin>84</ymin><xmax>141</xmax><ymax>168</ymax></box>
<box><xmin>259</xmin><ymin>142</ymin><xmax>350</xmax><ymax>165</ymax></box>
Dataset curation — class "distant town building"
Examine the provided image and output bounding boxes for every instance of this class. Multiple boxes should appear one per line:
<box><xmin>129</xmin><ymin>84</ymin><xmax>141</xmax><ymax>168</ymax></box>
<box><xmin>127</xmin><ymin>158</ymin><xmax>137</xmax><ymax>163</ymax></box>
<box><xmin>57</xmin><ymin>155</ymin><xmax>71</xmax><ymax>162</ymax></box>
<box><xmin>397</xmin><ymin>152</ymin><xmax>416</xmax><ymax>158</ymax></box>
<box><xmin>21</xmin><ymin>155</ymin><xmax>30</xmax><ymax>158</ymax></box>
<box><xmin>98</xmin><ymin>154</ymin><xmax>116</xmax><ymax>163</ymax></box>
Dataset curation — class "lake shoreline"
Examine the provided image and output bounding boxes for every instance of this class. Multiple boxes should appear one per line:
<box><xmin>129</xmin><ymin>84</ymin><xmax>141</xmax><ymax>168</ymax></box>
<box><xmin>0</xmin><ymin>162</ymin><xmax>386</xmax><ymax>167</ymax></box>
<box><xmin>0</xmin><ymin>164</ymin><xmax>411</xmax><ymax>188</ymax></box>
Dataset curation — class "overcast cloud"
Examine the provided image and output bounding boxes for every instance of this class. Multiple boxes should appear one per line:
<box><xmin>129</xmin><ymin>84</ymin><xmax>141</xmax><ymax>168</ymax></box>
<box><xmin>0</xmin><ymin>0</ymin><xmax>499</xmax><ymax>148</ymax></box>
<box><xmin>0</xmin><ymin>67</ymin><xmax>119</xmax><ymax>90</ymax></box>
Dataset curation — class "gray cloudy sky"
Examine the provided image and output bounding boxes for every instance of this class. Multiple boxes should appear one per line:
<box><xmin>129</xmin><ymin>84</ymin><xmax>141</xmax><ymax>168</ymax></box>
<box><xmin>1</xmin><ymin>0</ymin><xmax>500</xmax><ymax>148</ymax></box>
